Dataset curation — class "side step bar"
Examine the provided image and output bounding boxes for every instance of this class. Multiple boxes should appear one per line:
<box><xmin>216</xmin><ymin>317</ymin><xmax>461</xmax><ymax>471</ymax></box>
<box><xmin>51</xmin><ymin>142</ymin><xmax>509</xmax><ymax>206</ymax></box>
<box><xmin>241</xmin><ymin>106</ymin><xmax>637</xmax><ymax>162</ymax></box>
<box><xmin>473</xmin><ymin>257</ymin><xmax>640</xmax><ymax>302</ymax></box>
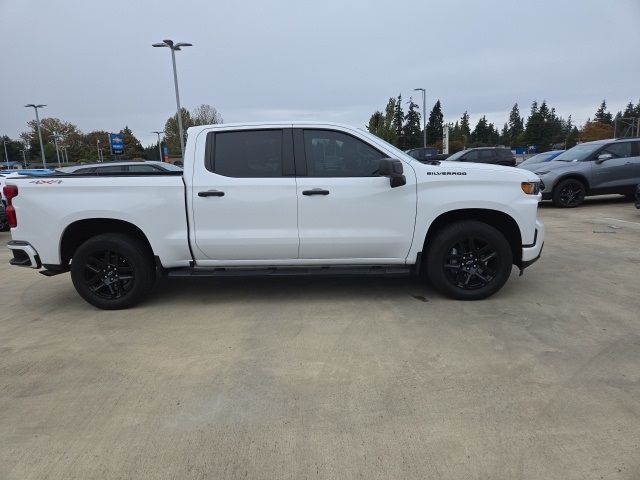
<box><xmin>167</xmin><ymin>265</ymin><xmax>412</xmax><ymax>278</ymax></box>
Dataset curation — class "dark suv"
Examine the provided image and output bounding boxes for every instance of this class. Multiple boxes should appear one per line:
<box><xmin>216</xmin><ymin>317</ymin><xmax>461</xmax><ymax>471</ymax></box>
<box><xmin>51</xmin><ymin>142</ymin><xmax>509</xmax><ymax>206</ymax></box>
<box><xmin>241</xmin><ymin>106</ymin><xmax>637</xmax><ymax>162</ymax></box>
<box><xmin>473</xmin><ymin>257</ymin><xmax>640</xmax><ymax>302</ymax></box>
<box><xmin>406</xmin><ymin>147</ymin><xmax>438</xmax><ymax>162</ymax></box>
<box><xmin>446</xmin><ymin>147</ymin><xmax>516</xmax><ymax>166</ymax></box>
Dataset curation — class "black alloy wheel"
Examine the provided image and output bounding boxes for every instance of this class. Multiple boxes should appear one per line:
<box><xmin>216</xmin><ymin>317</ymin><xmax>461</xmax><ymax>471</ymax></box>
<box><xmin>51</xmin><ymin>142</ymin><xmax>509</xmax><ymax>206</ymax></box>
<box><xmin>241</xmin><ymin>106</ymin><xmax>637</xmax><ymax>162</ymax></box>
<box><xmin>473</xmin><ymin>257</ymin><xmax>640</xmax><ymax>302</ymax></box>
<box><xmin>426</xmin><ymin>220</ymin><xmax>512</xmax><ymax>300</ymax></box>
<box><xmin>553</xmin><ymin>179</ymin><xmax>586</xmax><ymax>208</ymax></box>
<box><xmin>443</xmin><ymin>237</ymin><xmax>498</xmax><ymax>290</ymax></box>
<box><xmin>83</xmin><ymin>249</ymin><xmax>135</xmax><ymax>300</ymax></box>
<box><xmin>71</xmin><ymin>233</ymin><xmax>154</xmax><ymax>309</ymax></box>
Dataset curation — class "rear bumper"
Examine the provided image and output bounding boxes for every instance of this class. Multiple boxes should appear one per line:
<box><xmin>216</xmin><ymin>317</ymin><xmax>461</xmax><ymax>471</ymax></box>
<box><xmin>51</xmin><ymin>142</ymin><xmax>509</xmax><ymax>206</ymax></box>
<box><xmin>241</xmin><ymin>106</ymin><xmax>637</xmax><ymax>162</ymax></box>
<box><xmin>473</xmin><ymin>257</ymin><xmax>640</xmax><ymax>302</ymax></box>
<box><xmin>7</xmin><ymin>240</ymin><xmax>41</xmax><ymax>269</ymax></box>
<box><xmin>520</xmin><ymin>219</ymin><xmax>544</xmax><ymax>268</ymax></box>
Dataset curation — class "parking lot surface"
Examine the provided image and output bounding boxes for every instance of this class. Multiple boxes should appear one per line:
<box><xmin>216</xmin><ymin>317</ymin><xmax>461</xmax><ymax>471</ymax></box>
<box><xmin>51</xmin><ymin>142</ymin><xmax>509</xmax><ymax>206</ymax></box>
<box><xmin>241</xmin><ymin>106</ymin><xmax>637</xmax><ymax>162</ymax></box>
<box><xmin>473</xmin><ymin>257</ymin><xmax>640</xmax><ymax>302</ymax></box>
<box><xmin>1</xmin><ymin>197</ymin><xmax>639</xmax><ymax>480</ymax></box>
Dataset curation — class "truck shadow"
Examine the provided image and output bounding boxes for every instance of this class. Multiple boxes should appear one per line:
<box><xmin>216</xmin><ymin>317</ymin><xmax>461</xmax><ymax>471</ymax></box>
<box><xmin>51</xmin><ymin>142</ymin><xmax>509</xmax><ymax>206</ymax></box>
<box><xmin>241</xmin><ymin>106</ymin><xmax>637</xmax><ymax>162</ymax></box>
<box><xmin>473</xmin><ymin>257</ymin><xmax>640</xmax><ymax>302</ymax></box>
<box><xmin>147</xmin><ymin>276</ymin><xmax>437</xmax><ymax>307</ymax></box>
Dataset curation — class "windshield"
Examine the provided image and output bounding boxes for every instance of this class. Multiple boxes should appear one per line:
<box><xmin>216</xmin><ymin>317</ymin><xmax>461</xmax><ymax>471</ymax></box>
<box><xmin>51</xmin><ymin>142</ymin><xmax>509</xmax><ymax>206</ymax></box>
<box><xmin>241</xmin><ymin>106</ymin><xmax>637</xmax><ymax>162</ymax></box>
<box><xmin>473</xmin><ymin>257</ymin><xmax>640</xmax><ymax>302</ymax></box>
<box><xmin>553</xmin><ymin>144</ymin><xmax>601</xmax><ymax>162</ymax></box>
<box><xmin>520</xmin><ymin>152</ymin><xmax>554</xmax><ymax>166</ymax></box>
<box><xmin>444</xmin><ymin>150</ymin><xmax>467</xmax><ymax>161</ymax></box>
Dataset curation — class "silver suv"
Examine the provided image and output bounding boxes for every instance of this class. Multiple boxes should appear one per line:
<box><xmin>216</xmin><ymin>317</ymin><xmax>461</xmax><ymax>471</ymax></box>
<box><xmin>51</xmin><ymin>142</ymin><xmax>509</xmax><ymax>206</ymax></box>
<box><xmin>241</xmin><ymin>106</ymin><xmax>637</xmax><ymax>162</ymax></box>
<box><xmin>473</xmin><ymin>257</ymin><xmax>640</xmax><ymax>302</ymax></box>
<box><xmin>518</xmin><ymin>138</ymin><xmax>640</xmax><ymax>207</ymax></box>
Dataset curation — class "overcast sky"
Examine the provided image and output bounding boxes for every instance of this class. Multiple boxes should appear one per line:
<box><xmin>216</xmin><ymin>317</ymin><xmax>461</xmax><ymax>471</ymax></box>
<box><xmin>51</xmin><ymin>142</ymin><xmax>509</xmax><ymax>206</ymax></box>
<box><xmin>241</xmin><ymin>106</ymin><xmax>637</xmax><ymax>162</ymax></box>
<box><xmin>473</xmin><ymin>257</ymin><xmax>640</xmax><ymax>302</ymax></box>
<box><xmin>1</xmin><ymin>0</ymin><xmax>639</xmax><ymax>147</ymax></box>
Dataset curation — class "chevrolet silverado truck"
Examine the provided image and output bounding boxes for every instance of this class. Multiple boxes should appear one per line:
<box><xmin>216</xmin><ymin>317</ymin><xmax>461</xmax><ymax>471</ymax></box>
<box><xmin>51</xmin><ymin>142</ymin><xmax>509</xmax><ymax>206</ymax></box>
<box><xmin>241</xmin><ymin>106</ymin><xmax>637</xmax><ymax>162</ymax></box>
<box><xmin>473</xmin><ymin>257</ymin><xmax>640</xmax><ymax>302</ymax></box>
<box><xmin>3</xmin><ymin>122</ymin><xmax>544</xmax><ymax>309</ymax></box>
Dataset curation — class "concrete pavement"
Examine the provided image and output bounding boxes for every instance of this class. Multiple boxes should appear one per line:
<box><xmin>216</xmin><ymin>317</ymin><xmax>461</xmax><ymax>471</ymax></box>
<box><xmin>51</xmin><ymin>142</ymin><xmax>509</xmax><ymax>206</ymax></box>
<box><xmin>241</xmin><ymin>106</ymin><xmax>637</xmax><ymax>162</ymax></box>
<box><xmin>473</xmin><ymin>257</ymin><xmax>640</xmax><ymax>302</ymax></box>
<box><xmin>1</xmin><ymin>196</ymin><xmax>639</xmax><ymax>479</ymax></box>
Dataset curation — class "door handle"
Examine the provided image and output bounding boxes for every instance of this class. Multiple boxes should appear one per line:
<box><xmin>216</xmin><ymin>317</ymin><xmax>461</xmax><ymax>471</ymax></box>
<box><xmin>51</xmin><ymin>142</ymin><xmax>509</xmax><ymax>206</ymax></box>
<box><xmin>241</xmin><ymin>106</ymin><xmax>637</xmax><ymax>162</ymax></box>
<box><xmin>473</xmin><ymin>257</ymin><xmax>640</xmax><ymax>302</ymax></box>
<box><xmin>302</xmin><ymin>188</ymin><xmax>330</xmax><ymax>196</ymax></box>
<box><xmin>198</xmin><ymin>190</ymin><xmax>225</xmax><ymax>197</ymax></box>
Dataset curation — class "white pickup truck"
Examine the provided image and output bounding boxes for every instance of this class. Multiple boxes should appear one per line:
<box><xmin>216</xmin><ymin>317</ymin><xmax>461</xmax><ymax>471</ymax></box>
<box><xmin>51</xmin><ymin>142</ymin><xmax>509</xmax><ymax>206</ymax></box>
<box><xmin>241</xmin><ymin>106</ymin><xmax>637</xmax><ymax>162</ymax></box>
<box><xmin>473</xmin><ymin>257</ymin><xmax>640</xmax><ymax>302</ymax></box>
<box><xmin>4</xmin><ymin>122</ymin><xmax>544</xmax><ymax>309</ymax></box>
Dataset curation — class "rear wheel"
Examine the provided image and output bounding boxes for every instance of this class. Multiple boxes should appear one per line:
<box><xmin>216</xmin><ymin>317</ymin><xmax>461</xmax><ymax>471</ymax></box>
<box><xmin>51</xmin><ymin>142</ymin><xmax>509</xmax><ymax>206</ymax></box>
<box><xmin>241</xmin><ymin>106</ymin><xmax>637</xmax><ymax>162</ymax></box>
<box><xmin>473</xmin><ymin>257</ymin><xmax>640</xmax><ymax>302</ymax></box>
<box><xmin>70</xmin><ymin>233</ymin><xmax>154</xmax><ymax>310</ymax></box>
<box><xmin>552</xmin><ymin>179</ymin><xmax>586</xmax><ymax>207</ymax></box>
<box><xmin>426</xmin><ymin>221</ymin><xmax>513</xmax><ymax>300</ymax></box>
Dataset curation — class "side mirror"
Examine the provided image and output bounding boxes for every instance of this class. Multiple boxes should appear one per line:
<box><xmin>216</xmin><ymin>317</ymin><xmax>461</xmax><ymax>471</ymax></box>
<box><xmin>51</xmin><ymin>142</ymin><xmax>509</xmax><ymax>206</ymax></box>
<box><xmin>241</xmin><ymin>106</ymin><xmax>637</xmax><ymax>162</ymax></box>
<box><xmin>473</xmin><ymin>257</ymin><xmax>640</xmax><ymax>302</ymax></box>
<box><xmin>378</xmin><ymin>158</ymin><xmax>406</xmax><ymax>188</ymax></box>
<box><xmin>596</xmin><ymin>153</ymin><xmax>613</xmax><ymax>163</ymax></box>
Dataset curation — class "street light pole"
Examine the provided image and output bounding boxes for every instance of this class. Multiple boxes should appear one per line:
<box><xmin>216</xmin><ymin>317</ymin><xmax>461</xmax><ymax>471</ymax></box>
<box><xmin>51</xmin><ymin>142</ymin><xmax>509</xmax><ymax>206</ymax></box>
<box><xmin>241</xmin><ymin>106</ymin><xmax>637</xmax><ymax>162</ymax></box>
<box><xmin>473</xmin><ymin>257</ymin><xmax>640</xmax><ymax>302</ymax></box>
<box><xmin>3</xmin><ymin>140</ymin><xmax>9</xmax><ymax>169</ymax></box>
<box><xmin>25</xmin><ymin>104</ymin><xmax>47</xmax><ymax>168</ymax></box>
<box><xmin>50</xmin><ymin>134</ymin><xmax>62</xmax><ymax>167</ymax></box>
<box><xmin>20</xmin><ymin>149</ymin><xmax>27</xmax><ymax>168</ymax></box>
<box><xmin>414</xmin><ymin>88</ymin><xmax>427</xmax><ymax>148</ymax></box>
<box><xmin>152</xmin><ymin>131</ymin><xmax>164</xmax><ymax>162</ymax></box>
<box><xmin>153</xmin><ymin>39</ymin><xmax>192</xmax><ymax>160</ymax></box>
<box><xmin>96</xmin><ymin>138</ymin><xmax>102</xmax><ymax>162</ymax></box>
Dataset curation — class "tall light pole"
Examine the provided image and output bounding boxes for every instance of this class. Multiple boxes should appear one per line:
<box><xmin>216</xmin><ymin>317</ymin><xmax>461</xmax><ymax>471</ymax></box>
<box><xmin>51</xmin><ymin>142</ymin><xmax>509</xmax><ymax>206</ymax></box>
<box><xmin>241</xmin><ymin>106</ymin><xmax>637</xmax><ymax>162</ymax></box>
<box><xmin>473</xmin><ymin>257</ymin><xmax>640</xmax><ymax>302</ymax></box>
<box><xmin>413</xmin><ymin>88</ymin><xmax>427</xmax><ymax>148</ymax></box>
<box><xmin>25</xmin><ymin>104</ymin><xmax>47</xmax><ymax>167</ymax></box>
<box><xmin>153</xmin><ymin>39</ymin><xmax>192</xmax><ymax>160</ymax></box>
<box><xmin>2</xmin><ymin>140</ymin><xmax>9</xmax><ymax>169</ymax></box>
<box><xmin>96</xmin><ymin>138</ymin><xmax>102</xmax><ymax>162</ymax></box>
<box><xmin>20</xmin><ymin>149</ymin><xmax>27</xmax><ymax>168</ymax></box>
<box><xmin>50</xmin><ymin>133</ymin><xmax>62</xmax><ymax>167</ymax></box>
<box><xmin>152</xmin><ymin>131</ymin><xmax>164</xmax><ymax>162</ymax></box>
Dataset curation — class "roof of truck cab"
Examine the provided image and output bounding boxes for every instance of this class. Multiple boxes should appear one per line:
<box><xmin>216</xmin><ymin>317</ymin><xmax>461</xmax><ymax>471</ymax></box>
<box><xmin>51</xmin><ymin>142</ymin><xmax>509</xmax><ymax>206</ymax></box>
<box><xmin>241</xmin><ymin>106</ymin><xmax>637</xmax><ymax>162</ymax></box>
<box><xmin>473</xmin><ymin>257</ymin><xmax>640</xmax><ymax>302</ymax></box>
<box><xmin>187</xmin><ymin>121</ymin><xmax>365</xmax><ymax>135</ymax></box>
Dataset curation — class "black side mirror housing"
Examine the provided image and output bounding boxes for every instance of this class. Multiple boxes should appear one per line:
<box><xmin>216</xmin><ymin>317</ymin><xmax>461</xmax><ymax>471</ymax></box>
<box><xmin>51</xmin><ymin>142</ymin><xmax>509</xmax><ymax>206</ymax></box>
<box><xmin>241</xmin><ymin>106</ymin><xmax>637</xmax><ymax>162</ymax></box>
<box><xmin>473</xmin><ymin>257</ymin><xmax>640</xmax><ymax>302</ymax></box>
<box><xmin>378</xmin><ymin>158</ymin><xmax>406</xmax><ymax>187</ymax></box>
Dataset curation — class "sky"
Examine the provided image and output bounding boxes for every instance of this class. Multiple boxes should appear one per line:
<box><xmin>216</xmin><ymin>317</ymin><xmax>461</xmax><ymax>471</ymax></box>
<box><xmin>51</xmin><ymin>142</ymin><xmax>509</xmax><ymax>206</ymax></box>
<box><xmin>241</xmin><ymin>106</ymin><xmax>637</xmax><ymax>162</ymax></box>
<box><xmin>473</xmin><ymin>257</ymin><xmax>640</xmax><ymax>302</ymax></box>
<box><xmin>1</xmin><ymin>0</ymin><xmax>639</xmax><ymax>147</ymax></box>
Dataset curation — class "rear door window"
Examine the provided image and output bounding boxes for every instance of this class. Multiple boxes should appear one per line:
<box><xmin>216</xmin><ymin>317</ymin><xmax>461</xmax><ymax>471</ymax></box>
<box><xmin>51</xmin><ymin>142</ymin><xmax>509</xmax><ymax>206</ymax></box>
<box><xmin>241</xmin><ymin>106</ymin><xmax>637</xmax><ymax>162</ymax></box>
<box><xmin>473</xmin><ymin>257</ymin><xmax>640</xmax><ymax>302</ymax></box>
<box><xmin>479</xmin><ymin>150</ymin><xmax>495</xmax><ymax>162</ymax></box>
<box><xmin>212</xmin><ymin>130</ymin><xmax>283</xmax><ymax>177</ymax></box>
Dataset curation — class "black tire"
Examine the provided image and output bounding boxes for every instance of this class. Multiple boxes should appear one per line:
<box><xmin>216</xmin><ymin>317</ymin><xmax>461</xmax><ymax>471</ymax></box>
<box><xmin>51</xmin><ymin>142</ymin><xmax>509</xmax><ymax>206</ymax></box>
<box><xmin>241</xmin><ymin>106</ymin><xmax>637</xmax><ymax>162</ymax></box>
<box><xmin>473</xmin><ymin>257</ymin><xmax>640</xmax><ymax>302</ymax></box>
<box><xmin>552</xmin><ymin>178</ymin><xmax>586</xmax><ymax>208</ymax></box>
<box><xmin>70</xmin><ymin>233</ymin><xmax>154</xmax><ymax>310</ymax></box>
<box><xmin>426</xmin><ymin>221</ymin><xmax>512</xmax><ymax>300</ymax></box>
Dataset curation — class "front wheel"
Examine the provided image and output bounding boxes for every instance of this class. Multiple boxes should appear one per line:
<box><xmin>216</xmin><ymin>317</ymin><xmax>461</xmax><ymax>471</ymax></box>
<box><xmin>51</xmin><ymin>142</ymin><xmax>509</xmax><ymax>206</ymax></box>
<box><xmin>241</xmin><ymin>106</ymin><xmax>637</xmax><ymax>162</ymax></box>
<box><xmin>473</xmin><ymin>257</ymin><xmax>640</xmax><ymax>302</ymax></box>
<box><xmin>70</xmin><ymin>233</ymin><xmax>154</xmax><ymax>310</ymax></box>
<box><xmin>552</xmin><ymin>179</ymin><xmax>586</xmax><ymax>207</ymax></box>
<box><xmin>426</xmin><ymin>221</ymin><xmax>513</xmax><ymax>300</ymax></box>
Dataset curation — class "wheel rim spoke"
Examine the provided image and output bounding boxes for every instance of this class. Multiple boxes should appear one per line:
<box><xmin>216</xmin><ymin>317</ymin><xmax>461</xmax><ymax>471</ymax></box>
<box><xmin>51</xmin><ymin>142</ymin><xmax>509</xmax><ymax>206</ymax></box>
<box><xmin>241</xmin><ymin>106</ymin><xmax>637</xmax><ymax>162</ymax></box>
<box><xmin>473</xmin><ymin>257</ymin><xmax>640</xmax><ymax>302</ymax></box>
<box><xmin>83</xmin><ymin>249</ymin><xmax>135</xmax><ymax>301</ymax></box>
<box><xmin>443</xmin><ymin>236</ymin><xmax>499</xmax><ymax>290</ymax></box>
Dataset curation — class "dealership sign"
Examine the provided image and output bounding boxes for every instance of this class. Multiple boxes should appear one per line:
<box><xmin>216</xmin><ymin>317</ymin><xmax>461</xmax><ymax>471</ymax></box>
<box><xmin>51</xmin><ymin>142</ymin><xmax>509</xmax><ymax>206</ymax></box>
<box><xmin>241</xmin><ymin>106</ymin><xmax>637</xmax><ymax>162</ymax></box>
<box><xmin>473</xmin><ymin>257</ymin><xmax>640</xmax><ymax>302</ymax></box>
<box><xmin>109</xmin><ymin>133</ymin><xmax>125</xmax><ymax>155</ymax></box>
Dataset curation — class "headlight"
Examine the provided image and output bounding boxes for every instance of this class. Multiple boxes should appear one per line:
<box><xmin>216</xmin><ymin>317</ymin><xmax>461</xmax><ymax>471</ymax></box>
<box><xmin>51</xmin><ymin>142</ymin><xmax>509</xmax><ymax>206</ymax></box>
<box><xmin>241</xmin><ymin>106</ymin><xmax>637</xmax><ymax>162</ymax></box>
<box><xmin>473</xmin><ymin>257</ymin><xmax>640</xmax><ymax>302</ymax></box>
<box><xmin>534</xmin><ymin>171</ymin><xmax>550</xmax><ymax>176</ymax></box>
<box><xmin>521</xmin><ymin>181</ymin><xmax>540</xmax><ymax>195</ymax></box>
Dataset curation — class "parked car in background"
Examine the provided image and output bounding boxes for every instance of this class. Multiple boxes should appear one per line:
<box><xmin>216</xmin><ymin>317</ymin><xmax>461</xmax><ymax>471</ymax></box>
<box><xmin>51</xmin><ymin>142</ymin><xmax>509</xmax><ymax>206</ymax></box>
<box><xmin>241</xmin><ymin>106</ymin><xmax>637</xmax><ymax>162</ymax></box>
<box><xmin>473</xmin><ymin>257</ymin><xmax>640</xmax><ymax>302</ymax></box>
<box><xmin>519</xmin><ymin>138</ymin><xmax>640</xmax><ymax>207</ymax></box>
<box><xmin>635</xmin><ymin>184</ymin><xmax>640</xmax><ymax>209</ymax></box>
<box><xmin>56</xmin><ymin>161</ymin><xmax>183</xmax><ymax>174</ymax></box>
<box><xmin>445</xmin><ymin>147</ymin><xmax>516</xmax><ymax>167</ymax></box>
<box><xmin>0</xmin><ymin>203</ymin><xmax>8</xmax><ymax>232</ymax></box>
<box><xmin>518</xmin><ymin>150</ymin><xmax>565</xmax><ymax>168</ymax></box>
<box><xmin>405</xmin><ymin>148</ymin><xmax>451</xmax><ymax>162</ymax></box>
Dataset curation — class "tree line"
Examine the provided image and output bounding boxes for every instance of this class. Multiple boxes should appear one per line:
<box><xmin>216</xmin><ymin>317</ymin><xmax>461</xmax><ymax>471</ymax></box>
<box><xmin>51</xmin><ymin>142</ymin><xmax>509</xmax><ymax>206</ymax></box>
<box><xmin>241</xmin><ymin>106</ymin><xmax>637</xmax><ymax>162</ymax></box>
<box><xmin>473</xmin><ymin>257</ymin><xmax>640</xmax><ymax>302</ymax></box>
<box><xmin>0</xmin><ymin>104</ymin><xmax>223</xmax><ymax>167</ymax></box>
<box><xmin>367</xmin><ymin>96</ymin><xmax>640</xmax><ymax>153</ymax></box>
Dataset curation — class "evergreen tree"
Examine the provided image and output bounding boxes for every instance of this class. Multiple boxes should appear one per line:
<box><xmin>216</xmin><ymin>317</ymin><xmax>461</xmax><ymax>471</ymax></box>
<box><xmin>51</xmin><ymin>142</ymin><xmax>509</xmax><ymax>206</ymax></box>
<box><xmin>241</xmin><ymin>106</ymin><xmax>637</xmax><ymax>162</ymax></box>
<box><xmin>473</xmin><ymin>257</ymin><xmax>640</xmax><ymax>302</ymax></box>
<box><xmin>460</xmin><ymin>111</ymin><xmax>471</xmax><ymax>145</ymax></box>
<box><xmin>622</xmin><ymin>102</ymin><xmax>636</xmax><ymax>118</ymax></box>
<box><xmin>403</xmin><ymin>97</ymin><xmax>422</xmax><ymax>149</ymax></box>
<box><xmin>507</xmin><ymin>103</ymin><xmax>524</xmax><ymax>146</ymax></box>
<box><xmin>566</xmin><ymin>126</ymin><xmax>580</xmax><ymax>149</ymax></box>
<box><xmin>594</xmin><ymin>100</ymin><xmax>613</xmax><ymax>125</ymax></box>
<box><xmin>425</xmin><ymin>100</ymin><xmax>444</xmax><ymax>146</ymax></box>
<box><xmin>119</xmin><ymin>126</ymin><xmax>145</xmax><ymax>159</ymax></box>
<box><xmin>392</xmin><ymin>94</ymin><xmax>404</xmax><ymax>140</ymax></box>
<box><xmin>500</xmin><ymin>122</ymin><xmax>509</xmax><ymax>145</ymax></box>
<box><xmin>164</xmin><ymin>107</ymin><xmax>192</xmax><ymax>155</ymax></box>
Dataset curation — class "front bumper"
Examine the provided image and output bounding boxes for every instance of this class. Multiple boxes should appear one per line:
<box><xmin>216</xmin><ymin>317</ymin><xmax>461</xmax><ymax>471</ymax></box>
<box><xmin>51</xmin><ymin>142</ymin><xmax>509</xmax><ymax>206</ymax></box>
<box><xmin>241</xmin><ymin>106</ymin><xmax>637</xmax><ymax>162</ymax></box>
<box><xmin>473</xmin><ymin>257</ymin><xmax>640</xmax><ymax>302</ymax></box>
<box><xmin>7</xmin><ymin>240</ymin><xmax>41</xmax><ymax>269</ymax></box>
<box><xmin>520</xmin><ymin>219</ymin><xmax>544</xmax><ymax>268</ymax></box>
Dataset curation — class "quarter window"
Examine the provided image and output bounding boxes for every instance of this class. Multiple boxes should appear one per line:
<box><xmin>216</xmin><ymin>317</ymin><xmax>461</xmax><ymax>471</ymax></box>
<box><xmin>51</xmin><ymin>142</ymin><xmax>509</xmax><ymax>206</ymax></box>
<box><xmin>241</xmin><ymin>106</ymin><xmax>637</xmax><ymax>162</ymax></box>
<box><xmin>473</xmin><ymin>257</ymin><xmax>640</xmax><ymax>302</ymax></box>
<box><xmin>213</xmin><ymin>130</ymin><xmax>283</xmax><ymax>177</ymax></box>
<box><xmin>303</xmin><ymin>130</ymin><xmax>385</xmax><ymax>177</ymax></box>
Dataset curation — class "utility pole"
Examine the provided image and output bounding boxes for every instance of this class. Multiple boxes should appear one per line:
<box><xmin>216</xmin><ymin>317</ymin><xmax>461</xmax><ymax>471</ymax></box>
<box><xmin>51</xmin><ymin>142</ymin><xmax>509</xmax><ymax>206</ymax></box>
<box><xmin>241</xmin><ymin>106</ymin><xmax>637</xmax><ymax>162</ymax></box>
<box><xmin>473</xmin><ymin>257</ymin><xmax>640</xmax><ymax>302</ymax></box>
<box><xmin>24</xmin><ymin>104</ymin><xmax>47</xmax><ymax>167</ymax></box>
<box><xmin>152</xmin><ymin>131</ymin><xmax>163</xmax><ymax>162</ymax></box>
<box><xmin>20</xmin><ymin>149</ymin><xmax>27</xmax><ymax>167</ymax></box>
<box><xmin>2</xmin><ymin>140</ymin><xmax>9</xmax><ymax>169</ymax></box>
<box><xmin>50</xmin><ymin>134</ymin><xmax>62</xmax><ymax>167</ymax></box>
<box><xmin>414</xmin><ymin>88</ymin><xmax>427</xmax><ymax>148</ymax></box>
<box><xmin>153</xmin><ymin>39</ymin><xmax>192</xmax><ymax>160</ymax></box>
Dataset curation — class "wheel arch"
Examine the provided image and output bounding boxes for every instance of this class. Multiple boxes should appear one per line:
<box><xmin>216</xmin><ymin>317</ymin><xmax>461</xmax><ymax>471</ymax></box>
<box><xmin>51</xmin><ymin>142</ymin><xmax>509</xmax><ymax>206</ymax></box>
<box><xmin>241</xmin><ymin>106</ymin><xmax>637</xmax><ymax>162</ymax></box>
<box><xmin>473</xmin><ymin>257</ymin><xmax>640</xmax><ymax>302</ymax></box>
<box><xmin>553</xmin><ymin>174</ymin><xmax>591</xmax><ymax>194</ymax></box>
<box><xmin>60</xmin><ymin>218</ymin><xmax>154</xmax><ymax>266</ymax></box>
<box><xmin>422</xmin><ymin>209</ymin><xmax>522</xmax><ymax>266</ymax></box>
